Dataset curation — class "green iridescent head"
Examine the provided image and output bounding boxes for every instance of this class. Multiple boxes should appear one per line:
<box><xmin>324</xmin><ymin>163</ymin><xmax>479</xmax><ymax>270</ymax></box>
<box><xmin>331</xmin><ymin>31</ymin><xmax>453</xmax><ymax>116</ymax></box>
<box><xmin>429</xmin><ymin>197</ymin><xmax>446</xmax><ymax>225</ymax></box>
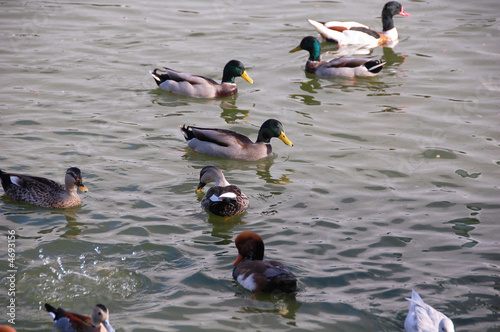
<box><xmin>221</xmin><ymin>60</ymin><xmax>254</xmax><ymax>84</ymax></box>
<box><xmin>290</xmin><ymin>36</ymin><xmax>321</xmax><ymax>62</ymax></box>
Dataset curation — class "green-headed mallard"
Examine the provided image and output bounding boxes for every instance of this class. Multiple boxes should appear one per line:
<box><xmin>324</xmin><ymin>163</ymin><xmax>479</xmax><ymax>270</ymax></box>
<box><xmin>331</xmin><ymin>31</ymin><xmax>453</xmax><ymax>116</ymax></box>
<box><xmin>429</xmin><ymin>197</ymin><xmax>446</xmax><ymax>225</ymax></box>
<box><xmin>233</xmin><ymin>230</ymin><xmax>297</xmax><ymax>293</ymax></box>
<box><xmin>0</xmin><ymin>167</ymin><xmax>88</xmax><ymax>208</ymax></box>
<box><xmin>290</xmin><ymin>36</ymin><xmax>386</xmax><ymax>78</ymax></box>
<box><xmin>45</xmin><ymin>303</ymin><xmax>115</xmax><ymax>332</ymax></box>
<box><xmin>307</xmin><ymin>1</ymin><xmax>410</xmax><ymax>48</ymax></box>
<box><xmin>150</xmin><ymin>59</ymin><xmax>253</xmax><ymax>98</ymax></box>
<box><xmin>180</xmin><ymin>119</ymin><xmax>293</xmax><ymax>161</ymax></box>
<box><xmin>195</xmin><ymin>166</ymin><xmax>249</xmax><ymax>217</ymax></box>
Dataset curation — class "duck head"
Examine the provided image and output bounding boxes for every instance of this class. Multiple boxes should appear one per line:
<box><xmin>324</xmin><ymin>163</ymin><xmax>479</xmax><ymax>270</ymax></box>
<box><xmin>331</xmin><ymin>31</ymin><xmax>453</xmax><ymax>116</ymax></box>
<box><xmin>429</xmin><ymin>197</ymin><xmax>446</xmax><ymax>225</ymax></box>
<box><xmin>233</xmin><ymin>230</ymin><xmax>265</xmax><ymax>266</ymax></box>
<box><xmin>290</xmin><ymin>36</ymin><xmax>321</xmax><ymax>62</ymax></box>
<box><xmin>222</xmin><ymin>60</ymin><xmax>254</xmax><ymax>84</ymax></box>
<box><xmin>256</xmin><ymin>119</ymin><xmax>293</xmax><ymax>146</ymax></box>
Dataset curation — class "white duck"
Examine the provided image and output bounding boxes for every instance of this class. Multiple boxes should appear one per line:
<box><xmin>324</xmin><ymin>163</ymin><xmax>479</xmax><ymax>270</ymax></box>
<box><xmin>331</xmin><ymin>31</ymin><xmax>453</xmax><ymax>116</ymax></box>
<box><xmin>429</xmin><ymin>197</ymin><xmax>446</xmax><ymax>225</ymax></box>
<box><xmin>308</xmin><ymin>1</ymin><xmax>410</xmax><ymax>48</ymax></box>
<box><xmin>404</xmin><ymin>289</ymin><xmax>455</xmax><ymax>332</ymax></box>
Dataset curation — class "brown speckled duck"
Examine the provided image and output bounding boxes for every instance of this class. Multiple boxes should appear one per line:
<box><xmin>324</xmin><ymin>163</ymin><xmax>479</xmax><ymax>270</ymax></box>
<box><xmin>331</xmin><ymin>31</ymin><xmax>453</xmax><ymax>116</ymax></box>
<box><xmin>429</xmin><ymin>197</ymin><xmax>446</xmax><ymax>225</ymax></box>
<box><xmin>233</xmin><ymin>231</ymin><xmax>297</xmax><ymax>293</ymax></box>
<box><xmin>180</xmin><ymin>119</ymin><xmax>293</xmax><ymax>161</ymax></box>
<box><xmin>196</xmin><ymin>166</ymin><xmax>249</xmax><ymax>217</ymax></box>
<box><xmin>45</xmin><ymin>303</ymin><xmax>115</xmax><ymax>332</ymax></box>
<box><xmin>0</xmin><ymin>167</ymin><xmax>88</xmax><ymax>208</ymax></box>
<box><xmin>151</xmin><ymin>60</ymin><xmax>253</xmax><ymax>98</ymax></box>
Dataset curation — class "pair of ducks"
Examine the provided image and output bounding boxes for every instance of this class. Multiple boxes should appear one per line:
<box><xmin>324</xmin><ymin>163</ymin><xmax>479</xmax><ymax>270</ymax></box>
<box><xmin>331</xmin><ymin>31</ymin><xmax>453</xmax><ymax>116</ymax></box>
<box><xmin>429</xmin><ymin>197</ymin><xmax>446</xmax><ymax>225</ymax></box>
<box><xmin>151</xmin><ymin>1</ymin><xmax>410</xmax><ymax>98</ymax></box>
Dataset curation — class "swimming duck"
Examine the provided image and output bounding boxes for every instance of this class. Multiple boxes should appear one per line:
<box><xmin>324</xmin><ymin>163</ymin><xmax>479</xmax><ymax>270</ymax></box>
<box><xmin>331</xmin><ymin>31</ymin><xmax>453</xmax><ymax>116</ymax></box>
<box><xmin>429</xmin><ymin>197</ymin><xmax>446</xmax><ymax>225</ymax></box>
<box><xmin>233</xmin><ymin>230</ymin><xmax>297</xmax><ymax>293</ymax></box>
<box><xmin>195</xmin><ymin>166</ymin><xmax>249</xmax><ymax>217</ymax></box>
<box><xmin>0</xmin><ymin>167</ymin><xmax>88</xmax><ymax>208</ymax></box>
<box><xmin>151</xmin><ymin>59</ymin><xmax>253</xmax><ymax>98</ymax></box>
<box><xmin>180</xmin><ymin>119</ymin><xmax>293</xmax><ymax>161</ymax></box>
<box><xmin>404</xmin><ymin>289</ymin><xmax>455</xmax><ymax>332</ymax></box>
<box><xmin>308</xmin><ymin>1</ymin><xmax>410</xmax><ymax>48</ymax></box>
<box><xmin>290</xmin><ymin>36</ymin><xmax>385</xmax><ymax>78</ymax></box>
<box><xmin>45</xmin><ymin>303</ymin><xmax>115</xmax><ymax>332</ymax></box>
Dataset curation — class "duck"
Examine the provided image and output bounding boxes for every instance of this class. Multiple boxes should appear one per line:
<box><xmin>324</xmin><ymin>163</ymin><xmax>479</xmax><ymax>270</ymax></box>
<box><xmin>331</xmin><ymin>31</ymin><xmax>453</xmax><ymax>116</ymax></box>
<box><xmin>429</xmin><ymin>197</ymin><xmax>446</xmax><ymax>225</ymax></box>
<box><xmin>150</xmin><ymin>59</ymin><xmax>253</xmax><ymax>98</ymax></box>
<box><xmin>404</xmin><ymin>289</ymin><xmax>455</xmax><ymax>332</ymax></box>
<box><xmin>195</xmin><ymin>166</ymin><xmax>249</xmax><ymax>217</ymax></box>
<box><xmin>308</xmin><ymin>1</ymin><xmax>410</xmax><ymax>48</ymax></box>
<box><xmin>0</xmin><ymin>167</ymin><xmax>88</xmax><ymax>208</ymax></box>
<box><xmin>232</xmin><ymin>230</ymin><xmax>297</xmax><ymax>293</ymax></box>
<box><xmin>45</xmin><ymin>303</ymin><xmax>115</xmax><ymax>332</ymax></box>
<box><xmin>290</xmin><ymin>36</ymin><xmax>385</xmax><ymax>78</ymax></box>
<box><xmin>180</xmin><ymin>119</ymin><xmax>293</xmax><ymax>161</ymax></box>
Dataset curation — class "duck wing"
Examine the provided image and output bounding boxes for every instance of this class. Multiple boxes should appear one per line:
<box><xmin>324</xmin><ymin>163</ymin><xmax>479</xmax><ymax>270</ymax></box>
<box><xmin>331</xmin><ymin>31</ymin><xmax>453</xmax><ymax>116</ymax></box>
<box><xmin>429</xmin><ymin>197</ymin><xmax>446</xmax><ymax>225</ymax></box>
<box><xmin>324</xmin><ymin>57</ymin><xmax>370</xmax><ymax>68</ymax></box>
<box><xmin>1</xmin><ymin>171</ymin><xmax>63</xmax><ymax>192</ymax></box>
<box><xmin>152</xmin><ymin>67</ymin><xmax>218</xmax><ymax>86</ymax></box>
<box><xmin>202</xmin><ymin>185</ymin><xmax>249</xmax><ymax>216</ymax></box>
<box><xmin>263</xmin><ymin>260</ymin><xmax>297</xmax><ymax>293</ymax></box>
<box><xmin>45</xmin><ymin>303</ymin><xmax>92</xmax><ymax>331</ymax></box>
<box><xmin>182</xmin><ymin>126</ymin><xmax>254</xmax><ymax>146</ymax></box>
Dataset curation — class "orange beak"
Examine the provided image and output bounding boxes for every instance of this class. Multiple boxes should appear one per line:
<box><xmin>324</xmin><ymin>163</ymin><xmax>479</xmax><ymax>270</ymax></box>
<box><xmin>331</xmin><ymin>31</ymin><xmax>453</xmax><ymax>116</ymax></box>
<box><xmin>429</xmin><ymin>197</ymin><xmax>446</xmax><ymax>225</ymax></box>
<box><xmin>233</xmin><ymin>254</ymin><xmax>243</xmax><ymax>267</ymax></box>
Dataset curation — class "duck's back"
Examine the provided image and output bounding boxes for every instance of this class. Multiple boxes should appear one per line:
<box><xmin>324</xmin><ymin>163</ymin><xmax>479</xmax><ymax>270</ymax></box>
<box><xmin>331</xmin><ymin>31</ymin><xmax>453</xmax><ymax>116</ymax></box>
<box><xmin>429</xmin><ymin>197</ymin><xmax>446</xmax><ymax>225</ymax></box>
<box><xmin>202</xmin><ymin>185</ymin><xmax>249</xmax><ymax>216</ymax></box>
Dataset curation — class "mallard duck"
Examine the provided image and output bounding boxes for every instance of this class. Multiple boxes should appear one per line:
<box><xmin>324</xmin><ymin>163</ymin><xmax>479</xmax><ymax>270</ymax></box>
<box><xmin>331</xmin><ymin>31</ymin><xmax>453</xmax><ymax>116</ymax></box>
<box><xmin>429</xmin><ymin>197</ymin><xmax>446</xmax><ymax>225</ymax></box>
<box><xmin>150</xmin><ymin>59</ymin><xmax>253</xmax><ymax>98</ymax></box>
<box><xmin>290</xmin><ymin>36</ymin><xmax>385</xmax><ymax>78</ymax></box>
<box><xmin>180</xmin><ymin>119</ymin><xmax>293</xmax><ymax>161</ymax></box>
<box><xmin>233</xmin><ymin>230</ymin><xmax>297</xmax><ymax>293</ymax></box>
<box><xmin>404</xmin><ymin>289</ymin><xmax>455</xmax><ymax>332</ymax></box>
<box><xmin>195</xmin><ymin>166</ymin><xmax>249</xmax><ymax>217</ymax></box>
<box><xmin>45</xmin><ymin>303</ymin><xmax>115</xmax><ymax>332</ymax></box>
<box><xmin>0</xmin><ymin>167</ymin><xmax>88</xmax><ymax>208</ymax></box>
<box><xmin>308</xmin><ymin>1</ymin><xmax>410</xmax><ymax>48</ymax></box>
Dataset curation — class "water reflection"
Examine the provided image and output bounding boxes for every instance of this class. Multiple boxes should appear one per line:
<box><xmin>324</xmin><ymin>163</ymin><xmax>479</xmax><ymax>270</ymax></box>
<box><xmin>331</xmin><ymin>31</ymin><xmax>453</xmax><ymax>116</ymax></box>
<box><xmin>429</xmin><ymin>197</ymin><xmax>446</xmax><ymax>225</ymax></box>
<box><xmin>382</xmin><ymin>46</ymin><xmax>408</xmax><ymax>67</ymax></box>
<box><xmin>150</xmin><ymin>89</ymin><xmax>238</xmax><ymax>108</ymax></box>
<box><xmin>182</xmin><ymin>153</ymin><xmax>293</xmax><ymax>187</ymax></box>
<box><xmin>237</xmin><ymin>291</ymin><xmax>302</xmax><ymax>319</ymax></box>
<box><xmin>207</xmin><ymin>214</ymin><xmax>245</xmax><ymax>244</ymax></box>
<box><xmin>218</xmin><ymin>100</ymin><xmax>250</xmax><ymax>124</ymax></box>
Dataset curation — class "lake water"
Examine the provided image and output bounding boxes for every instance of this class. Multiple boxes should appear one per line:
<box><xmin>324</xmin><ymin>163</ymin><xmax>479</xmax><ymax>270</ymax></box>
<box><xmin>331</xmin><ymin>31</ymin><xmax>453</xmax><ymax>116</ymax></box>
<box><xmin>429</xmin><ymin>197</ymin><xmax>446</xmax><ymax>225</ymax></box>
<box><xmin>1</xmin><ymin>0</ymin><xmax>499</xmax><ymax>331</ymax></box>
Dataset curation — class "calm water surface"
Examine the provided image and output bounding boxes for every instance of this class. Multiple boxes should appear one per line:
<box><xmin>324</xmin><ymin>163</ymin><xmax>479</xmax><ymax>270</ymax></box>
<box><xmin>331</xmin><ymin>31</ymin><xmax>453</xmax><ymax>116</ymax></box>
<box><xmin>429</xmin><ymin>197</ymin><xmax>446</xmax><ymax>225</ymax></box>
<box><xmin>1</xmin><ymin>0</ymin><xmax>499</xmax><ymax>331</ymax></box>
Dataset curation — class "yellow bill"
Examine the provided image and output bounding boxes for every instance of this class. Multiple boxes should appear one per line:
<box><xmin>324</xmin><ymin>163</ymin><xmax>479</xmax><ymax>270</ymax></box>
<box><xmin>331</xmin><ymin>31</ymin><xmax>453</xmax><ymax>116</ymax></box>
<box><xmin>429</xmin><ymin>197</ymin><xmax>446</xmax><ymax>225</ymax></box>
<box><xmin>289</xmin><ymin>45</ymin><xmax>302</xmax><ymax>53</ymax></box>
<box><xmin>241</xmin><ymin>70</ymin><xmax>254</xmax><ymax>84</ymax></box>
<box><xmin>278</xmin><ymin>131</ymin><xmax>293</xmax><ymax>146</ymax></box>
<box><xmin>78</xmin><ymin>184</ymin><xmax>88</xmax><ymax>193</ymax></box>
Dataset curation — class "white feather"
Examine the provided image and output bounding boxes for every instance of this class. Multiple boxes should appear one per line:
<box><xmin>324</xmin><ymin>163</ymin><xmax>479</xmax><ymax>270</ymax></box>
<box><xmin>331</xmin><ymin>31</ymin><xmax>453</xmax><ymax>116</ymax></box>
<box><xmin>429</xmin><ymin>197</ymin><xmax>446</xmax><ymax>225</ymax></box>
<box><xmin>219</xmin><ymin>192</ymin><xmax>237</xmax><ymax>199</ymax></box>
<box><xmin>237</xmin><ymin>274</ymin><xmax>257</xmax><ymax>291</ymax></box>
<box><xmin>10</xmin><ymin>175</ymin><xmax>22</xmax><ymax>187</ymax></box>
<box><xmin>209</xmin><ymin>194</ymin><xmax>221</xmax><ymax>202</ymax></box>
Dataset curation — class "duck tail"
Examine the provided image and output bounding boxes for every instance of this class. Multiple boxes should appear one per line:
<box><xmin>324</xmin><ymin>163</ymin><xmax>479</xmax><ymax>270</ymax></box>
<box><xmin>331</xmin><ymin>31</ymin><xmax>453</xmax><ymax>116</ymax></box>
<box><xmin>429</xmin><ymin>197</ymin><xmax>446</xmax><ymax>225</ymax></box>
<box><xmin>150</xmin><ymin>68</ymin><xmax>169</xmax><ymax>86</ymax></box>
<box><xmin>307</xmin><ymin>19</ymin><xmax>346</xmax><ymax>45</ymax></box>
<box><xmin>45</xmin><ymin>303</ymin><xmax>61</xmax><ymax>320</ymax></box>
<box><xmin>179</xmin><ymin>125</ymin><xmax>194</xmax><ymax>141</ymax></box>
<box><xmin>0</xmin><ymin>169</ymin><xmax>10</xmax><ymax>186</ymax></box>
<box><xmin>365</xmin><ymin>60</ymin><xmax>386</xmax><ymax>74</ymax></box>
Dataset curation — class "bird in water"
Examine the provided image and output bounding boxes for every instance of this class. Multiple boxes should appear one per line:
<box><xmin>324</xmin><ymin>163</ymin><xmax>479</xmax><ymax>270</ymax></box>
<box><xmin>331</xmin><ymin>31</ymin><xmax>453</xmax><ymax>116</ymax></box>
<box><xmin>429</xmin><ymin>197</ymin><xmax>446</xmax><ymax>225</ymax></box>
<box><xmin>0</xmin><ymin>167</ymin><xmax>88</xmax><ymax>208</ymax></box>
<box><xmin>233</xmin><ymin>230</ymin><xmax>297</xmax><ymax>293</ymax></box>
<box><xmin>195</xmin><ymin>166</ymin><xmax>249</xmax><ymax>217</ymax></box>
